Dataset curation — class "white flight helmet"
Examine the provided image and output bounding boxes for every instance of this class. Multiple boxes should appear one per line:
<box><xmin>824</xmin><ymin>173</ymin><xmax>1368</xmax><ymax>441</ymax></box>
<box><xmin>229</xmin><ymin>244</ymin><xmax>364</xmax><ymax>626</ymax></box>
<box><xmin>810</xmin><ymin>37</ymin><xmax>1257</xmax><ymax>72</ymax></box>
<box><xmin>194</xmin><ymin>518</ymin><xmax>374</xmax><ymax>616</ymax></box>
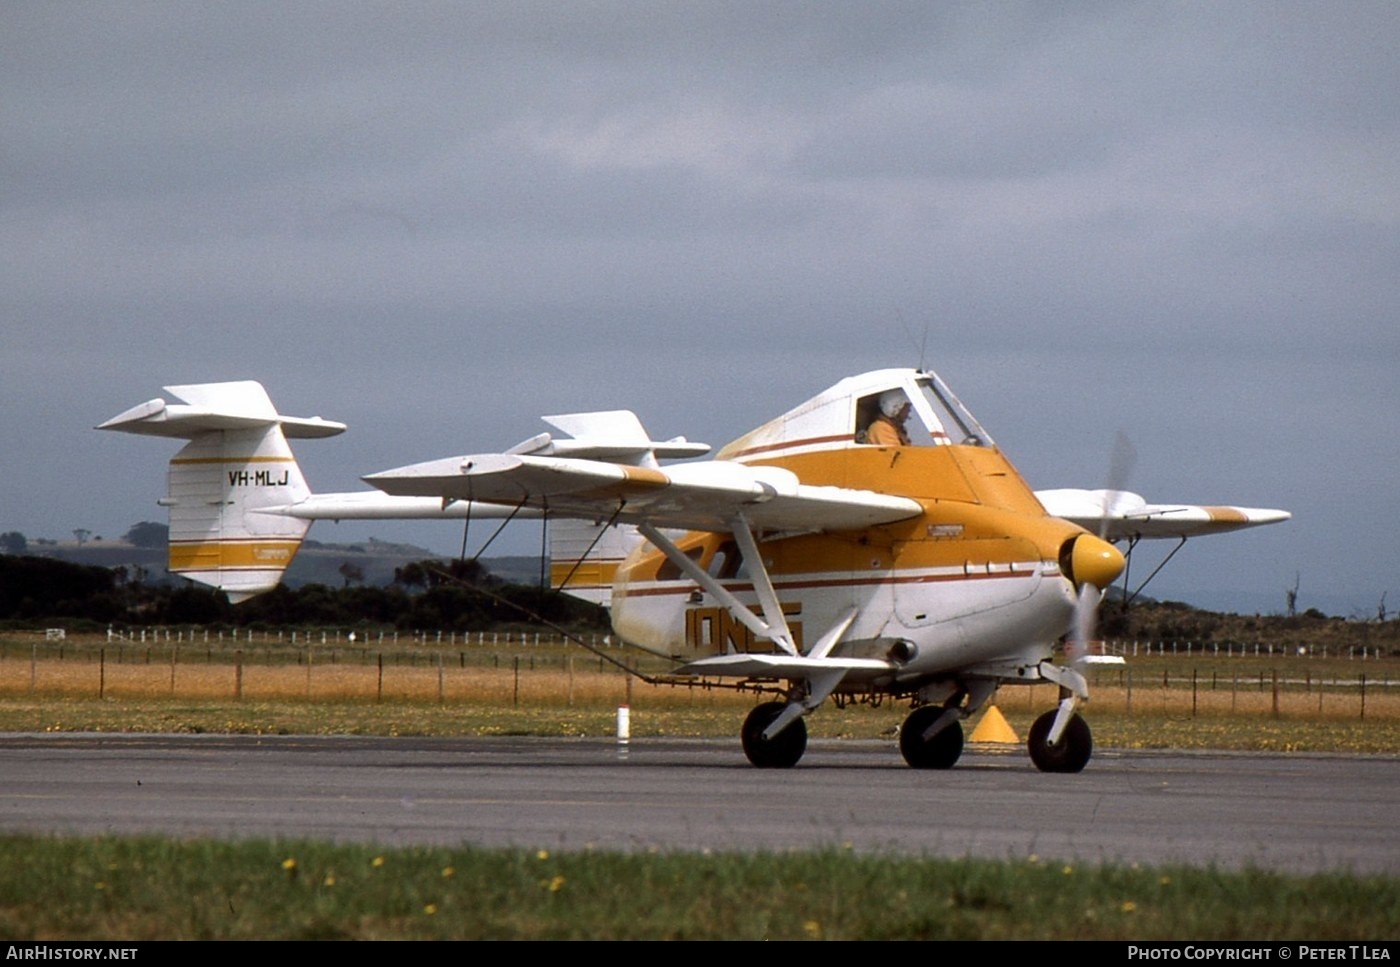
<box><xmin>878</xmin><ymin>389</ymin><xmax>908</xmax><ymax>418</ymax></box>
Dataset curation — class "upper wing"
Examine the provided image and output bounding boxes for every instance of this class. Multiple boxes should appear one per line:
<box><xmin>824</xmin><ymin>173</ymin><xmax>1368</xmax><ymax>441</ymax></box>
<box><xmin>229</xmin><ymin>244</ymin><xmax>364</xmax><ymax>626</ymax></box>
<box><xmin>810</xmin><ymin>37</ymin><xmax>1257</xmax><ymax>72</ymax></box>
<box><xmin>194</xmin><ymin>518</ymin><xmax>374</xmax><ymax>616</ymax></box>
<box><xmin>1035</xmin><ymin>488</ymin><xmax>1290</xmax><ymax>540</ymax></box>
<box><xmin>365</xmin><ymin>453</ymin><xmax>923</xmax><ymax>533</ymax></box>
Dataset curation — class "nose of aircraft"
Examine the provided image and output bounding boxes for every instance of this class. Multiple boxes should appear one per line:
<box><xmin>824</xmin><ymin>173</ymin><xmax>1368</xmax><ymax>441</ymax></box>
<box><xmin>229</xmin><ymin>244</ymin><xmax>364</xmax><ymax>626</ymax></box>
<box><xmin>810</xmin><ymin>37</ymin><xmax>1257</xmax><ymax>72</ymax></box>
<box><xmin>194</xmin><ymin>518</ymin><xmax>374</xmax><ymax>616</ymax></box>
<box><xmin>1061</xmin><ymin>533</ymin><xmax>1125</xmax><ymax>590</ymax></box>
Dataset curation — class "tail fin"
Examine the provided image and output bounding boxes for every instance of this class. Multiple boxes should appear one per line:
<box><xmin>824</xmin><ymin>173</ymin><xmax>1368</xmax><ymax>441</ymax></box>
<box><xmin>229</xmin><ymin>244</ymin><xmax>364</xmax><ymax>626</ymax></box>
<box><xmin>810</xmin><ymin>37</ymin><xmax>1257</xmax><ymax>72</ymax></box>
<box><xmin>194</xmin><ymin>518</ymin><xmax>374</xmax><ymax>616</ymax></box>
<box><xmin>514</xmin><ymin>409</ymin><xmax>702</xmax><ymax>609</ymax></box>
<box><xmin>549</xmin><ymin>519</ymin><xmax>642</xmax><ymax>607</ymax></box>
<box><xmin>98</xmin><ymin>382</ymin><xmax>345</xmax><ymax>602</ymax></box>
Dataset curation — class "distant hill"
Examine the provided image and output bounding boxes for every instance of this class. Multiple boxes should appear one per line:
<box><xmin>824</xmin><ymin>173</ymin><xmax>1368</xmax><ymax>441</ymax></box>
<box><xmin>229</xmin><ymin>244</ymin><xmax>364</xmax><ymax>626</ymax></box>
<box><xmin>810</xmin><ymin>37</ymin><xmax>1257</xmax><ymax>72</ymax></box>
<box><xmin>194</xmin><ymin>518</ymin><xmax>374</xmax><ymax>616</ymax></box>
<box><xmin>17</xmin><ymin>540</ymin><xmax>1368</xmax><ymax>621</ymax></box>
<box><xmin>23</xmin><ymin>540</ymin><xmax>548</xmax><ymax>590</ymax></box>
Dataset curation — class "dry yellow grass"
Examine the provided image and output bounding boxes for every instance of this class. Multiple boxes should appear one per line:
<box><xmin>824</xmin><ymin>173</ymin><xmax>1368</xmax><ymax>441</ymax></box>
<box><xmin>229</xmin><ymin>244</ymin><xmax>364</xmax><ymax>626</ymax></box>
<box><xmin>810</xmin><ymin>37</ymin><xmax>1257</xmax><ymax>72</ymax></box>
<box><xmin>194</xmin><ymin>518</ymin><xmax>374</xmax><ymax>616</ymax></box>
<box><xmin>2</xmin><ymin>632</ymin><xmax>1397</xmax><ymax>750</ymax></box>
<box><xmin>1003</xmin><ymin>678</ymin><xmax>1399</xmax><ymax>722</ymax></box>
<box><xmin>0</xmin><ymin>655</ymin><xmax>757</xmax><ymax>707</ymax></box>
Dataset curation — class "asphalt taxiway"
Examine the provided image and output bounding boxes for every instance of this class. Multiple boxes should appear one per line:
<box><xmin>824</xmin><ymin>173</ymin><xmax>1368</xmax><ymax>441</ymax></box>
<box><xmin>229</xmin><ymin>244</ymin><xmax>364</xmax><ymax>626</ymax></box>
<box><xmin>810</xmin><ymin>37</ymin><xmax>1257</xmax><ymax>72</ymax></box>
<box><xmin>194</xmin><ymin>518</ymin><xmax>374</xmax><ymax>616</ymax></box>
<box><xmin>0</xmin><ymin>734</ymin><xmax>1394</xmax><ymax>874</ymax></box>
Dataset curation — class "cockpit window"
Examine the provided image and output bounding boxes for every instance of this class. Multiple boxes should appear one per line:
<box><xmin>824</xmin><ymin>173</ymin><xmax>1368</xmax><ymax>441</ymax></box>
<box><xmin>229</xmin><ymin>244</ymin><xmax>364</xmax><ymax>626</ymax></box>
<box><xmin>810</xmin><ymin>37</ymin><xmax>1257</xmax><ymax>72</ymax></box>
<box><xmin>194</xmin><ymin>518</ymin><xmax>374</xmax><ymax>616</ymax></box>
<box><xmin>914</xmin><ymin>375</ymin><xmax>994</xmax><ymax>447</ymax></box>
<box><xmin>855</xmin><ymin>389</ymin><xmax>913</xmax><ymax>446</ymax></box>
<box><xmin>855</xmin><ymin>375</ymin><xmax>995</xmax><ymax>448</ymax></box>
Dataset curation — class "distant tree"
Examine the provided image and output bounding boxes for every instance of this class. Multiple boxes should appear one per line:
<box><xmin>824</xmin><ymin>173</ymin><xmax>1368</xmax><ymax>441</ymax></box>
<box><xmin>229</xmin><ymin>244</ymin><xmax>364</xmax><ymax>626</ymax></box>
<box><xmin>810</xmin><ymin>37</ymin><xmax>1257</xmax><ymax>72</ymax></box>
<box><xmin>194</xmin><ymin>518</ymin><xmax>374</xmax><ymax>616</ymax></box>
<box><xmin>393</xmin><ymin>562</ymin><xmax>428</xmax><ymax>590</ymax></box>
<box><xmin>72</xmin><ymin>528</ymin><xmax>91</xmax><ymax>546</ymax></box>
<box><xmin>338</xmin><ymin>561</ymin><xmax>365</xmax><ymax>588</ymax></box>
<box><xmin>123</xmin><ymin>521</ymin><xmax>169</xmax><ymax>548</ymax></box>
<box><xmin>0</xmin><ymin>531</ymin><xmax>26</xmax><ymax>554</ymax></box>
<box><xmin>160</xmin><ymin>586</ymin><xmax>231</xmax><ymax>624</ymax></box>
<box><xmin>443</xmin><ymin>557</ymin><xmax>496</xmax><ymax>586</ymax></box>
<box><xmin>0</xmin><ymin>555</ymin><xmax>115</xmax><ymax>618</ymax></box>
<box><xmin>1285</xmin><ymin>572</ymin><xmax>1300</xmax><ymax>618</ymax></box>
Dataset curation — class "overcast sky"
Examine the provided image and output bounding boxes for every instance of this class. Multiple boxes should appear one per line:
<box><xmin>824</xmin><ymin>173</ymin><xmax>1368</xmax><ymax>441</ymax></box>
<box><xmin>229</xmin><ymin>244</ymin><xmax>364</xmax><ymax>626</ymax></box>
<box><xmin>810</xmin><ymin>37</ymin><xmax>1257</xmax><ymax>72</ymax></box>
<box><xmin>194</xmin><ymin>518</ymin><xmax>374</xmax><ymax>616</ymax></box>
<box><xmin>4</xmin><ymin>2</ymin><xmax>1396</xmax><ymax>616</ymax></box>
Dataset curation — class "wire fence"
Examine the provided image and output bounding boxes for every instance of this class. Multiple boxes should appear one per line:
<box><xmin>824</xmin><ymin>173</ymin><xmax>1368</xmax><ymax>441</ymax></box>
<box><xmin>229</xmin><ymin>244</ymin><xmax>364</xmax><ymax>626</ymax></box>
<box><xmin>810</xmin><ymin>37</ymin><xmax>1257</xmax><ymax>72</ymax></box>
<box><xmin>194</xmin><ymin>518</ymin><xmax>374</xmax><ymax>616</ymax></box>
<box><xmin>71</xmin><ymin>627</ymin><xmax>1400</xmax><ymax>661</ymax></box>
<box><xmin>1</xmin><ymin>630</ymin><xmax>1395</xmax><ymax>721</ymax></box>
<box><xmin>2</xmin><ymin>638</ymin><xmax>638</xmax><ymax>708</ymax></box>
<box><xmin>1097</xmin><ymin>639</ymin><xmax>1392</xmax><ymax>660</ymax></box>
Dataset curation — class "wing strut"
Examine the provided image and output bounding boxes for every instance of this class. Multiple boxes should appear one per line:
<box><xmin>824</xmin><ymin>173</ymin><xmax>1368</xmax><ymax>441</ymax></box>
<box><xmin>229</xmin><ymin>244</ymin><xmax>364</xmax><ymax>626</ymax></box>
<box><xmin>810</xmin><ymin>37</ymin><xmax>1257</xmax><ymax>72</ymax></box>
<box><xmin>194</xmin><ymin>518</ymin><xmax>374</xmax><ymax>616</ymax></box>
<box><xmin>1123</xmin><ymin>535</ymin><xmax>1188</xmax><ymax>607</ymax></box>
<box><xmin>468</xmin><ymin>502</ymin><xmax>527</xmax><ymax>564</ymax></box>
<box><xmin>457</xmin><ymin>501</ymin><xmax>472</xmax><ymax>561</ymax></box>
<box><xmin>637</xmin><ymin>521</ymin><xmax>798</xmax><ymax>656</ymax></box>
<box><xmin>726</xmin><ymin>513</ymin><xmax>799</xmax><ymax>656</ymax></box>
<box><xmin>753</xmin><ymin>611</ymin><xmax>859</xmax><ymax>740</ymax></box>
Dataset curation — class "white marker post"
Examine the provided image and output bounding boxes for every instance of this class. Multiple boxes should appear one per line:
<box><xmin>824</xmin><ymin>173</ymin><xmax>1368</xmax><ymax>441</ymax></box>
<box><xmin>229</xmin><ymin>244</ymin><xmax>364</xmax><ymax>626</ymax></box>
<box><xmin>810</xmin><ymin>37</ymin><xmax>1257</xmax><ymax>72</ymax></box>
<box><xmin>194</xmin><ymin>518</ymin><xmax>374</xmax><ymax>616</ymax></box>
<box><xmin>616</xmin><ymin>705</ymin><xmax>630</xmax><ymax>757</ymax></box>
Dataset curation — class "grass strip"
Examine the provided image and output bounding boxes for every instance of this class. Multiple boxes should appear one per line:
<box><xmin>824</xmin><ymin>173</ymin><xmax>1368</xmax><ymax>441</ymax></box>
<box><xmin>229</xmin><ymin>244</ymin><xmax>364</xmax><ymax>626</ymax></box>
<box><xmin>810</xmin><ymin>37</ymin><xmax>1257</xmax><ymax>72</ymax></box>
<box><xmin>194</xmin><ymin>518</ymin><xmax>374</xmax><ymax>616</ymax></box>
<box><xmin>1</xmin><ymin>835</ymin><xmax>1395</xmax><ymax>940</ymax></box>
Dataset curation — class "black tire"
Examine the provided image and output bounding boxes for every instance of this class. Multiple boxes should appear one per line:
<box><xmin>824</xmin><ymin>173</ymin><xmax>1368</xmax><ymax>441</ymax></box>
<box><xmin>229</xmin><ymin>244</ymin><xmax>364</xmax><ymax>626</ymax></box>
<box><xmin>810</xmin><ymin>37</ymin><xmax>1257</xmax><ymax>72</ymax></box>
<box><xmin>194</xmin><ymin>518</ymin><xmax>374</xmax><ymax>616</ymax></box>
<box><xmin>899</xmin><ymin>705</ymin><xmax>964</xmax><ymax>769</ymax></box>
<box><xmin>1028</xmin><ymin>710</ymin><xmax>1092</xmax><ymax>773</ymax></box>
<box><xmin>741</xmin><ymin>702</ymin><xmax>807</xmax><ymax>768</ymax></box>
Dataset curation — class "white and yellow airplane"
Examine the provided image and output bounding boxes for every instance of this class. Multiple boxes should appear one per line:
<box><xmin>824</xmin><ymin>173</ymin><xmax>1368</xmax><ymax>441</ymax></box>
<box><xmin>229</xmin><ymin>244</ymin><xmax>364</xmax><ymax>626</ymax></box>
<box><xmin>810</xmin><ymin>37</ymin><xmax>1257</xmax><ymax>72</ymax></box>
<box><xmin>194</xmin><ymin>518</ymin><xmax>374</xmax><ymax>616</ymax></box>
<box><xmin>100</xmin><ymin>368</ymin><xmax>1288</xmax><ymax>772</ymax></box>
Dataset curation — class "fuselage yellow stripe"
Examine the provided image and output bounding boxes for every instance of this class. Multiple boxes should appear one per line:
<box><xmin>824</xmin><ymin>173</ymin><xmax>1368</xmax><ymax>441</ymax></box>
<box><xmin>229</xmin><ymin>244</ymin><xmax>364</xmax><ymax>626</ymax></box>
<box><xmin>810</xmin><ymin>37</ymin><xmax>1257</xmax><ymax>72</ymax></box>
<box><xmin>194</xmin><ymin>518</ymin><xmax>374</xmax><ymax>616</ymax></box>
<box><xmin>169</xmin><ymin>539</ymin><xmax>301</xmax><ymax>570</ymax></box>
<box><xmin>618</xmin><ymin>567</ymin><xmax>1039</xmax><ymax>598</ymax></box>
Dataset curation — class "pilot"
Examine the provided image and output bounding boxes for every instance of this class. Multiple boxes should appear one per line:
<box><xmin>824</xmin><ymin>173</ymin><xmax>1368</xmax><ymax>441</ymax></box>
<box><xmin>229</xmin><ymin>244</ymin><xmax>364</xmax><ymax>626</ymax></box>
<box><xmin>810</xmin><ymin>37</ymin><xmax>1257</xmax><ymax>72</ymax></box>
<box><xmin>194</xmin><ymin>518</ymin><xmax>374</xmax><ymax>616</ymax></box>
<box><xmin>865</xmin><ymin>390</ymin><xmax>912</xmax><ymax>446</ymax></box>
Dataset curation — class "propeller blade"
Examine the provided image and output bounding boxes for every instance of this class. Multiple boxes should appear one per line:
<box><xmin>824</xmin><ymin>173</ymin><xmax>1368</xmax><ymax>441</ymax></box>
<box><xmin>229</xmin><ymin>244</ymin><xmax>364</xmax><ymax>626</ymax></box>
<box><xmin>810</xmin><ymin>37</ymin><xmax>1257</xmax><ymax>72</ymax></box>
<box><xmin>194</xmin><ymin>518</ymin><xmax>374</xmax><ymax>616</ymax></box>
<box><xmin>1065</xmin><ymin>581</ymin><xmax>1102</xmax><ymax>663</ymax></box>
<box><xmin>1064</xmin><ymin>432</ymin><xmax>1134</xmax><ymax>663</ymax></box>
<box><xmin>1098</xmin><ymin>431</ymin><xmax>1138</xmax><ymax>540</ymax></box>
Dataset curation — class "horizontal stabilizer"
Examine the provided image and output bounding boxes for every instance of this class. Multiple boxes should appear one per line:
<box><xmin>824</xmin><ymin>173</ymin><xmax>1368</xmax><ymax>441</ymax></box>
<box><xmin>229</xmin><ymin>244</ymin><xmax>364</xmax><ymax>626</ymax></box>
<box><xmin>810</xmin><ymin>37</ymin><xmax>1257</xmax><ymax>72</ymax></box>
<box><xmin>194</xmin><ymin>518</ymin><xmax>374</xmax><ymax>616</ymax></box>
<box><xmin>98</xmin><ymin>381</ymin><xmax>345</xmax><ymax>440</ymax></box>
<box><xmin>504</xmin><ymin>410</ymin><xmax>710</xmax><ymax>463</ymax></box>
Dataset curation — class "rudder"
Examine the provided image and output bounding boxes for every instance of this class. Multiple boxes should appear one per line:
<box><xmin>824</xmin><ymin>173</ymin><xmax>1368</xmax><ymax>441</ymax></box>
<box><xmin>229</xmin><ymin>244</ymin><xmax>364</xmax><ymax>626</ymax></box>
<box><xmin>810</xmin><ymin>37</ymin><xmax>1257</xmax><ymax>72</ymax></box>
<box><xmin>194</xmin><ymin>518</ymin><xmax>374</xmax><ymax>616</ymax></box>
<box><xmin>165</xmin><ymin>424</ymin><xmax>313</xmax><ymax>602</ymax></box>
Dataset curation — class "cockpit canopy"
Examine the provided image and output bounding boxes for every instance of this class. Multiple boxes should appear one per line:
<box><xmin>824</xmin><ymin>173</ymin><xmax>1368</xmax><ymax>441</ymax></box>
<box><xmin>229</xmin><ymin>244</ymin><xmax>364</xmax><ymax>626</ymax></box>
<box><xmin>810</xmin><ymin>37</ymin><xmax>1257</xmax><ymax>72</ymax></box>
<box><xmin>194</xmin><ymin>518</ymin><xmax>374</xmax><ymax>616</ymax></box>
<box><xmin>716</xmin><ymin>368</ymin><xmax>995</xmax><ymax>461</ymax></box>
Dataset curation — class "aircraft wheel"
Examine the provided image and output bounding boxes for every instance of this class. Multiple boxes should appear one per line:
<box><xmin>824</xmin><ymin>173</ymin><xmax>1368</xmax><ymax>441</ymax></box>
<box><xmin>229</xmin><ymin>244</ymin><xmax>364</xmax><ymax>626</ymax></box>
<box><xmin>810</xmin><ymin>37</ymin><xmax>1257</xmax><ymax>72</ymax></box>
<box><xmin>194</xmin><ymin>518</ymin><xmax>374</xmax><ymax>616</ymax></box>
<box><xmin>1028</xmin><ymin>710</ymin><xmax>1092</xmax><ymax>773</ymax></box>
<box><xmin>741</xmin><ymin>702</ymin><xmax>807</xmax><ymax>768</ymax></box>
<box><xmin>899</xmin><ymin>706</ymin><xmax>963</xmax><ymax>769</ymax></box>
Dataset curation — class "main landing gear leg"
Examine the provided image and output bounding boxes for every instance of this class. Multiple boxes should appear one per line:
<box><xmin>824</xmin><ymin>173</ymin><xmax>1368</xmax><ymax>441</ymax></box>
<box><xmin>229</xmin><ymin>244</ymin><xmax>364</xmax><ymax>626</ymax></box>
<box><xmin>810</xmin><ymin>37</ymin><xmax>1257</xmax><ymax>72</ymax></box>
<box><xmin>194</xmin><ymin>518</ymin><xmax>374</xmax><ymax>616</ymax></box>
<box><xmin>1028</xmin><ymin>661</ymin><xmax>1093</xmax><ymax>773</ymax></box>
